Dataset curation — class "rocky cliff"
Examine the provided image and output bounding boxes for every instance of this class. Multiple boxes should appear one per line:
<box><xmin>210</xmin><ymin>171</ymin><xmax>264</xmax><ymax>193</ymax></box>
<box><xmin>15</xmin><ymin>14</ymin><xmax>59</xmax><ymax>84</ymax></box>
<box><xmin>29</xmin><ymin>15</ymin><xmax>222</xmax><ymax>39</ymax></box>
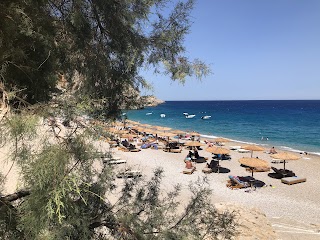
<box><xmin>139</xmin><ymin>95</ymin><xmax>165</xmax><ymax>108</ymax></box>
<box><xmin>120</xmin><ymin>85</ymin><xmax>164</xmax><ymax>109</ymax></box>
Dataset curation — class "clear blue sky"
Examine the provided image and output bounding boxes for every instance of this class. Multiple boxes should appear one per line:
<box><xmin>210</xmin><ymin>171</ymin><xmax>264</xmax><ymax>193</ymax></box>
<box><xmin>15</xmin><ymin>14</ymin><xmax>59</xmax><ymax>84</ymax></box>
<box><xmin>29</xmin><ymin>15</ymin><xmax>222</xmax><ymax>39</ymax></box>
<box><xmin>142</xmin><ymin>0</ymin><xmax>320</xmax><ymax>100</ymax></box>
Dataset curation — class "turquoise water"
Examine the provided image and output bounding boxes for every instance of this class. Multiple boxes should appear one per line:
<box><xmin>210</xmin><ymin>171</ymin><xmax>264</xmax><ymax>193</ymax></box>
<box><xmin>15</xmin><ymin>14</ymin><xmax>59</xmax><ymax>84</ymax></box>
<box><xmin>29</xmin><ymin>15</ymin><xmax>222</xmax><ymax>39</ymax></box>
<box><xmin>125</xmin><ymin>100</ymin><xmax>320</xmax><ymax>155</ymax></box>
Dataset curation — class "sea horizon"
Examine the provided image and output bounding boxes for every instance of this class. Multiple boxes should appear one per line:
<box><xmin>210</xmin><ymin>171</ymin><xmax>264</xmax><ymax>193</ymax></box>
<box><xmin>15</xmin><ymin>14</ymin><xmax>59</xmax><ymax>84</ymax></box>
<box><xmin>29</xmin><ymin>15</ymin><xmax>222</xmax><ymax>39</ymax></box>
<box><xmin>125</xmin><ymin>100</ymin><xmax>320</xmax><ymax>156</ymax></box>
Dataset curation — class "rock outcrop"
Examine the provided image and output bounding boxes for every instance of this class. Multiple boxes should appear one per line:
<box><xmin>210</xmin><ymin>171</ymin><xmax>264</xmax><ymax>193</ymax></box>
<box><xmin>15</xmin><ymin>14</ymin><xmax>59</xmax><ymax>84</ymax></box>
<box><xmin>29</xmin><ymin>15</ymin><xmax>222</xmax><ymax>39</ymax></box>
<box><xmin>139</xmin><ymin>95</ymin><xmax>164</xmax><ymax>108</ymax></box>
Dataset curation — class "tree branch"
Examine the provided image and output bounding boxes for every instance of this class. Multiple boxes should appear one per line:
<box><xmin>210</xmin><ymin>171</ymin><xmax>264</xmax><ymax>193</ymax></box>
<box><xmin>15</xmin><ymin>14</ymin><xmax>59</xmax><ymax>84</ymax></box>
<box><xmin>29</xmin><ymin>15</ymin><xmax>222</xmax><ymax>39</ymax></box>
<box><xmin>0</xmin><ymin>189</ymin><xmax>30</xmax><ymax>203</ymax></box>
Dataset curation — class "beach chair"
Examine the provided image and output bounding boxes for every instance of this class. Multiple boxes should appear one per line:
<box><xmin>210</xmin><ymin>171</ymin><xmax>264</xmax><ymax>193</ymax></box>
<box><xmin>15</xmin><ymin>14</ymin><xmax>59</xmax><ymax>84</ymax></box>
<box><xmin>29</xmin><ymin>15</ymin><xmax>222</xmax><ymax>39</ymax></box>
<box><xmin>130</xmin><ymin>148</ymin><xmax>141</xmax><ymax>152</ymax></box>
<box><xmin>270</xmin><ymin>167</ymin><xmax>295</xmax><ymax>179</ymax></box>
<box><xmin>237</xmin><ymin>149</ymin><xmax>251</xmax><ymax>153</ymax></box>
<box><xmin>103</xmin><ymin>155</ymin><xmax>127</xmax><ymax>165</ymax></box>
<box><xmin>169</xmin><ymin>148</ymin><xmax>182</xmax><ymax>153</ymax></box>
<box><xmin>202</xmin><ymin>167</ymin><xmax>213</xmax><ymax>174</ymax></box>
<box><xmin>226</xmin><ymin>176</ymin><xmax>250</xmax><ymax>189</ymax></box>
<box><xmin>183</xmin><ymin>167</ymin><xmax>195</xmax><ymax>174</ymax></box>
<box><xmin>193</xmin><ymin>156</ymin><xmax>208</xmax><ymax>163</ymax></box>
<box><xmin>116</xmin><ymin>170</ymin><xmax>142</xmax><ymax>178</ymax></box>
<box><xmin>281</xmin><ymin>176</ymin><xmax>306</xmax><ymax>185</ymax></box>
<box><xmin>202</xmin><ymin>160</ymin><xmax>219</xmax><ymax>173</ymax></box>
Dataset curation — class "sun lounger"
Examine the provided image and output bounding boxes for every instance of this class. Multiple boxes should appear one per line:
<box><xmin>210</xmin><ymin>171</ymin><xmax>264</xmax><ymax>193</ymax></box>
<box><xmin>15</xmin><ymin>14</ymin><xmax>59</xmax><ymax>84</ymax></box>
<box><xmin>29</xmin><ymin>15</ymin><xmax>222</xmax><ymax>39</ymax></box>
<box><xmin>116</xmin><ymin>170</ymin><xmax>142</xmax><ymax>178</ymax></box>
<box><xmin>102</xmin><ymin>155</ymin><xmax>121</xmax><ymax>160</ymax></box>
<box><xmin>237</xmin><ymin>149</ymin><xmax>251</xmax><ymax>153</ymax></box>
<box><xmin>202</xmin><ymin>167</ymin><xmax>213</xmax><ymax>174</ymax></box>
<box><xmin>118</xmin><ymin>146</ymin><xmax>130</xmax><ymax>152</ymax></box>
<box><xmin>202</xmin><ymin>160</ymin><xmax>219</xmax><ymax>173</ymax></box>
<box><xmin>193</xmin><ymin>157</ymin><xmax>208</xmax><ymax>163</ymax></box>
<box><xmin>271</xmin><ymin>160</ymin><xmax>284</xmax><ymax>164</ymax></box>
<box><xmin>130</xmin><ymin>148</ymin><xmax>141</xmax><ymax>152</ymax></box>
<box><xmin>245</xmin><ymin>166</ymin><xmax>270</xmax><ymax>172</ymax></box>
<box><xmin>168</xmin><ymin>148</ymin><xmax>182</xmax><ymax>153</ymax></box>
<box><xmin>230</xmin><ymin>146</ymin><xmax>242</xmax><ymax>150</ymax></box>
<box><xmin>227</xmin><ymin>176</ymin><xmax>250</xmax><ymax>189</ymax></box>
<box><xmin>270</xmin><ymin>167</ymin><xmax>295</xmax><ymax>178</ymax></box>
<box><xmin>281</xmin><ymin>176</ymin><xmax>306</xmax><ymax>185</ymax></box>
<box><xmin>183</xmin><ymin>167</ymin><xmax>195</xmax><ymax>174</ymax></box>
<box><xmin>103</xmin><ymin>159</ymin><xmax>127</xmax><ymax>165</ymax></box>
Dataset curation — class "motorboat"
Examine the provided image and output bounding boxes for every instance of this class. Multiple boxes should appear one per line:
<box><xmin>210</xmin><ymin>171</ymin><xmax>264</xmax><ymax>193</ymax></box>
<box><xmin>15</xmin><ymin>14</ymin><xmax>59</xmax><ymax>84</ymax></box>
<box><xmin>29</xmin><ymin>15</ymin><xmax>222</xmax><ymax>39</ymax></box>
<box><xmin>201</xmin><ymin>115</ymin><xmax>211</xmax><ymax>120</ymax></box>
<box><xmin>185</xmin><ymin>114</ymin><xmax>196</xmax><ymax>119</ymax></box>
<box><xmin>146</xmin><ymin>112</ymin><xmax>152</xmax><ymax>115</ymax></box>
<box><xmin>160</xmin><ymin>114</ymin><xmax>166</xmax><ymax>118</ymax></box>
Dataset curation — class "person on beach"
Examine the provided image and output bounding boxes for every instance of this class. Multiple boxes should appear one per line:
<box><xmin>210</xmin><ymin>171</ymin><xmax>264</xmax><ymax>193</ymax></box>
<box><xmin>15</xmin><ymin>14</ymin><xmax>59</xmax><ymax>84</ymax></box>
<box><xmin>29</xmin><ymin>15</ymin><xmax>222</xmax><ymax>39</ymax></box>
<box><xmin>185</xmin><ymin>159</ymin><xmax>194</xmax><ymax>169</ymax></box>
<box><xmin>269</xmin><ymin>147</ymin><xmax>277</xmax><ymax>154</ymax></box>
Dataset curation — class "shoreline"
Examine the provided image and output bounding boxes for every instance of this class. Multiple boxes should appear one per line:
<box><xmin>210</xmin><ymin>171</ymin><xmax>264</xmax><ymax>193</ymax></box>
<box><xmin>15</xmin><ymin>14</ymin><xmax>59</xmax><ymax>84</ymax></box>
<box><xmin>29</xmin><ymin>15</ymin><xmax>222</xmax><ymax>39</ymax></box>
<box><xmin>200</xmin><ymin>134</ymin><xmax>320</xmax><ymax>158</ymax></box>
<box><xmin>126</xmin><ymin>118</ymin><xmax>320</xmax><ymax>157</ymax></box>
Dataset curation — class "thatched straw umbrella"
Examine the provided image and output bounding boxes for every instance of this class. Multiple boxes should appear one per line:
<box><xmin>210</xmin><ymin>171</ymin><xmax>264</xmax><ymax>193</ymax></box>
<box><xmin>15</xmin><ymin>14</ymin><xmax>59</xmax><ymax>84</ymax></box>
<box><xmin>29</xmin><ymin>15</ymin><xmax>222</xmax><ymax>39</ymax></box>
<box><xmin>238</xmin><ymin>157</ymin><xmax>269</xmax><ymax>177</ymax></box>
<box><xmin>271</xmin><ymin>152</ymin><xmax>300</xmax><ymax>170</ymax></box>
<box><xmin>241</xmin><ymin>145</ymin><xmax>265</xmax><ymax>158</ymax></box>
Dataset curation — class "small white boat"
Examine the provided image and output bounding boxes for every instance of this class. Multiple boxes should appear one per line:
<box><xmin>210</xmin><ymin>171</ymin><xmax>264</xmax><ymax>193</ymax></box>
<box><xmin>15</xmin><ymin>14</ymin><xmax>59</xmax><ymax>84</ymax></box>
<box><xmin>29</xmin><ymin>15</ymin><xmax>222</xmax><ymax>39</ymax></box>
<box><xmin>146</xmin><ymin>112</ymin><xmax>152</xmax><ymax>115</ymax></box>
<box><xmin>160</xmin><ymin>114</ymin><xmax>166</xmax><ymax>118</ymax></box>
<box><xmin>185</xmin><ymin>114</ymin><xmax>196</xmax><ymax>119</ymax></box>
<box><xmin>201</xmin><ymin>115</ymin><xmax>211</xmax><ymax>120</ymax></box>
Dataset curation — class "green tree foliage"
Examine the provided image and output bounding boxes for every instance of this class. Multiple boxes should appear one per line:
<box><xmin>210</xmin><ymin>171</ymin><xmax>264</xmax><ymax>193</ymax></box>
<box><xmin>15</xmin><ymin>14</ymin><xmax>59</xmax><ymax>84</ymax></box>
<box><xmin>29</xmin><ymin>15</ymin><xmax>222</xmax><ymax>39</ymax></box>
<box><xmin>0</xmin><ymin>104</ymin><xmax>237</xmax><ymax>239</ymax></box>
<box><xmin>1</xmin><ymin>0</ymin><xmax>210</xmax><ymax>115</ymax></box>
<box><xmin>0</xmin><ymin>0</ymin><xmax>57</xmax><ymax>104</ymax></box>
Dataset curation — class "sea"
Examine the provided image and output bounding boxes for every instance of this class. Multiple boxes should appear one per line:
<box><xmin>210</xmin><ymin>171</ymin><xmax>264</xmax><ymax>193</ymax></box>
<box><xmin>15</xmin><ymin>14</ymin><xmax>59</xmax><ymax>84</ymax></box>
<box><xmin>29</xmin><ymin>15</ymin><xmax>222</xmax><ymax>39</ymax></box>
<box><xmin>124</xmin><ymin>100</ymin><xmax>320</xmax><ymax>156</ymax></box>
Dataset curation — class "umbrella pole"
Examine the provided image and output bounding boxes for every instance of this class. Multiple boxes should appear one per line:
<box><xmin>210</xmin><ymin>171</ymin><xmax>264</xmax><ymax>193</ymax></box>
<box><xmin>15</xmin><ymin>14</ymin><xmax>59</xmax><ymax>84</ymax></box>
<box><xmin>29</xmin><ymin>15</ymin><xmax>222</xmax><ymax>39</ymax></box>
<box><xmin>251</xmin><ymin>151</ymin><xmax>253</xmax><ymax>158</ymax></box>
<box><xmin>251</xmin><ymin>168</ymin><xmax>254</xmax><ymax>177</ymax></box>
<box><xmin>284</xmin><ymin>160</ymin><xmax>286</xmax><ymax>171</ymax></box>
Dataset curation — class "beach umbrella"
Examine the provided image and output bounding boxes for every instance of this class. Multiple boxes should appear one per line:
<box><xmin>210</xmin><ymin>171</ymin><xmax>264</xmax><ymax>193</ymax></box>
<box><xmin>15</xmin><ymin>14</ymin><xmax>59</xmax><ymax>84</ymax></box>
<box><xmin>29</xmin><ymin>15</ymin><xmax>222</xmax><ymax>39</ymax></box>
<box><xmin>120</xmin><ymin>133</ymin><xmax>136</xmax><ymax>139</ymax></box>
<box><xmin>170</xmin><ymin>129</ymin><xmax>186</xmax><ymax>135</ymax></box>
<box><xmin>107</xmin><ymin>128</ymin><xmax>127</xmax><ymax>135</ymax></box>
<box><xmin>214</xmin><ymin>137</ymin><xmax>230</xmax><ymax>143</ymax></box>
<box><xmin>242</xmin><ymin>144</ymin><xmax>265</xmax><ymax>157</ymax></box>
<box><xmin>271</xmin><ymin>152</ymin><xmax>300</xmax><ymax>170</ymax></box>
<box><xmin>158</xmin><ymin>132</ymin><xmax>177</xmax><ymax>141</ymax></box>
<box><xmin>205</xmin><ymin>146</ymin><xmax>230</xmax><ymax>155</ymax></box>
<box><xmin>117</xmin><ymin>130</ymin><xmax>129</xmax><ymax>135</ymax></box>
<box><xmin>238</xmin><ymin>157</ymin><xmax>269</xmax><ymax>177</ymax></box>
<box><xmin>158</xmin><ymin>132</ymin><xmax>176</xmax><ymax>138</ymax></box>
<box><xmin>206</xmin><ymin>147</ymin><xmax>230</xmax><ymax>173</ymax></box>
<box><xmin>184</xmin><ymin>141</ymin><xmax>205</xmax><ymax>147</ymax></box>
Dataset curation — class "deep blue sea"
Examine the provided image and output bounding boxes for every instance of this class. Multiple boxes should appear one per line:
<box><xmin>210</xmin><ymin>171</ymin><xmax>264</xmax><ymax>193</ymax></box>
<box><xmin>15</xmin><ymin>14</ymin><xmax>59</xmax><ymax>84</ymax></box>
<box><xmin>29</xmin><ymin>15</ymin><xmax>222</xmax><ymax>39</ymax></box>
<box><xmin>125</xmin><ymin>100</ymin><xmax>320</xmax><ymax>155</ymax></box>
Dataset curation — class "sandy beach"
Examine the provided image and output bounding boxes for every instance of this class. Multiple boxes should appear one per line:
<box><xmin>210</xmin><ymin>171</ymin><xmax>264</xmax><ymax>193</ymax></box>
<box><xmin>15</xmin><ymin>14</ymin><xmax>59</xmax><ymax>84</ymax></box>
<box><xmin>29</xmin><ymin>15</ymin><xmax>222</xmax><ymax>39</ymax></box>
<box><xmin>103</xmin><ymin>133</ymin><xmax>320</xmax><ymax>239</ymax></box>
<box><xmin>1</xmin><ymin>123</ymin><xmax>320</xmax><ymax>240</ymax></box>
